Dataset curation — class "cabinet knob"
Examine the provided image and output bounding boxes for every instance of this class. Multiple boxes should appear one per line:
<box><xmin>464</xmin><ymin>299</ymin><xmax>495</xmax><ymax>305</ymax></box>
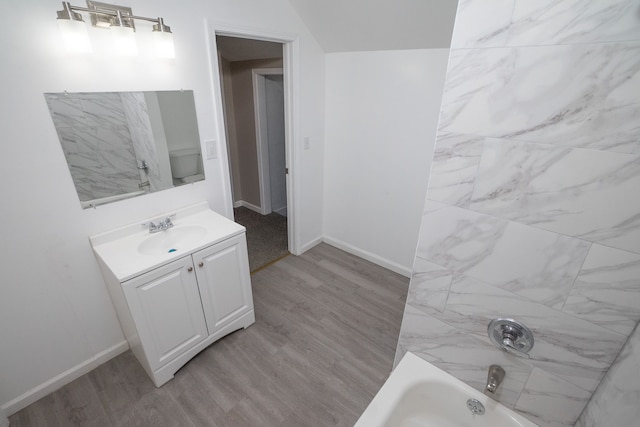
<box><xmin>198</xmin><ymin>262</ymin><xmax>204</xmax><ymax>267</ymax></box>
<box><xmin>187</xmin><ymin>267</ymin><xmax>193</xmax><ymax>272</ymax></box>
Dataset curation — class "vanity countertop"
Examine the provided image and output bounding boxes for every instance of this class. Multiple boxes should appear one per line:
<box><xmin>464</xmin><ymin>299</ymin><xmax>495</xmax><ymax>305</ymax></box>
<box><xmin>90</xmin><ymin>202</ymin><xmax>244</xmax><ymax>281</ymax></box>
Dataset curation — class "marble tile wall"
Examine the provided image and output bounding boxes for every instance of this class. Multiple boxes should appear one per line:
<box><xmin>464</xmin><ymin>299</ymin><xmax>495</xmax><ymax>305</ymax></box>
<box><xmin>120</xmin><ymin>92</ymin><xmax>165</xmax><ymax>192</ymax></box>
<box><xmin>396</xmin><ymin>1</ymin><xmax>640</xmax><ymax>426</ymax></box>
<box><xmin>45</xmin><ymin>93</ymin><xmax>142</xmax><ymax>202</ymax></box>
<box><xmin>575</xmin><ymin>324</ymin><xmax>640</xmax><ymax>427</ymax></box>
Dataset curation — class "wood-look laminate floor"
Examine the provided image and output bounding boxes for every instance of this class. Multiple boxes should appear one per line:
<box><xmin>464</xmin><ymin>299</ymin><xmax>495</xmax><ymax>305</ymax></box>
<box><xmin>9</xmin><ymin>243</ymin><xmax>409</xmax><ymax>427</ymax></box>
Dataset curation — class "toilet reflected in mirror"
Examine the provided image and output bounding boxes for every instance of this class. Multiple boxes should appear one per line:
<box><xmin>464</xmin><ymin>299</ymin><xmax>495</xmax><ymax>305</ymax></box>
<box><xmin>169</xmin><ymin>148</ymin><xmax>205</xmax><ymax>185</ymax></box>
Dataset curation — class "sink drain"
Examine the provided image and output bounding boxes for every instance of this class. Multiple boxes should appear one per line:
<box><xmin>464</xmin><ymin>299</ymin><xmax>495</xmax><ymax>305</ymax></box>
<box><xmin>466</xmin><ymin>399</ymin><xmax>485</xmax><ymax>415</ymax></box>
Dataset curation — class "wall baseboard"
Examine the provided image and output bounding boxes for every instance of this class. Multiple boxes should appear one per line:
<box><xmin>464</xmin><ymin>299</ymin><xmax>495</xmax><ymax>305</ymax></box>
<box><xmin>299</xmin><ymin>235</ymin><xmax>323</xmax><ymax>254</ymax></box>
<box><xmin>322</xmin><ymin>236</ymin><xmax>412</xmax><ymax>278</ymax></box>
<box><xmin>233</xmin><ymin>200</ymin><xmax>263</xmax><ymax>214</ymax></box>
<box><xmin>1</xmin><ymin>341</ymin><xmax>128</xmax><ymax>417</ymax></box>
<box><xmin>273</xmin><ymin>206</ymin><xmax>287</xmax><ymax>217</ymax></box>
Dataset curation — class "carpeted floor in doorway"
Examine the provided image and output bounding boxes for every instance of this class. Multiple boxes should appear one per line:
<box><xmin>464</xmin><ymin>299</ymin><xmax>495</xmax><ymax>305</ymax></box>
<box><xmin>234</xmin><ymin>207</ymin><xmax>289</xmax><ymax>272</ymax></box>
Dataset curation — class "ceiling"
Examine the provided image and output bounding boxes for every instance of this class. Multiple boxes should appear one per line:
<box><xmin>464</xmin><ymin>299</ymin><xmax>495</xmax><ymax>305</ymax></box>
<box><xmin>286</xmin><ymin>0</ymin><xmax>459</xmax><ymax>52</ymax></box>
<box><xmin>215</xmin><ymin>1</ymin><xmax>459</xmax><ymax>61</ymax></box>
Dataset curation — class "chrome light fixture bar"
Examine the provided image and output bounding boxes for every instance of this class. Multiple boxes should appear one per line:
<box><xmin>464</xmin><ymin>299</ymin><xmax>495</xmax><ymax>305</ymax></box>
<box><xmin>85</xmin><ymin>1</ymin><xmax>135</xmax><ymax>30</ymax></box>
<box><xmin>56</xmin><ymin>1</ymin><xmax>174</xmax><ymax>58</ymax></box>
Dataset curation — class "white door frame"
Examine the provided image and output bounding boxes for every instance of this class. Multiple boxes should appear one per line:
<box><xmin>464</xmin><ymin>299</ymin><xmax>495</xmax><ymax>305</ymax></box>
<box><xmin>252</xmin><ymin>68</ymin><xmax>284</xmax><ymax>216</ymax></box>
<box><xmin>206</xmin><ymin>22</ymin><xmax>301</xmax><ymax>255</ymax></box>
<box><xmin>0</xmin><ymin>408</ymin><xmax>8</xmax><ymax>427</ymax></box>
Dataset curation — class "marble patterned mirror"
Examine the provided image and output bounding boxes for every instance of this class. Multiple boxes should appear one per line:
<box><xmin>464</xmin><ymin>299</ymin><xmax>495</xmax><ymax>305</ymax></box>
<box><xmin>45</xmin><ymin>90</ymin><xmax>205</xmax><ymax>208</ymax></box>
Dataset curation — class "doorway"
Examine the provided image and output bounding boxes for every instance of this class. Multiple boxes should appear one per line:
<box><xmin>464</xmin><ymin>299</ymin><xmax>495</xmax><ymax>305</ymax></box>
<box><xmin>215</xmin><ymin>35</ymin><xmax>290</xmax><ymax>272</ymax></box>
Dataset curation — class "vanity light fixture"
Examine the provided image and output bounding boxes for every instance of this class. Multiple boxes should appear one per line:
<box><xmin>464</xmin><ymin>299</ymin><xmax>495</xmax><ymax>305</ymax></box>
<box><xmin>110</xmin><ymin>10</ymin><xmax>137</xmax><ymax>56</ymax></box>
<box><xmin>56</xmin><ymin>2</ymin><xmax>92</xmax><ymax>54</ymax></box>
<box><xmin>55</xmin><ymin>1</ymin><xmax>175</xmax><ymax>58</ymax></box>
<box><xmin>152</xmin><ymin>18</ymin><xmax>175</xmax><ymax>59</ymax></box>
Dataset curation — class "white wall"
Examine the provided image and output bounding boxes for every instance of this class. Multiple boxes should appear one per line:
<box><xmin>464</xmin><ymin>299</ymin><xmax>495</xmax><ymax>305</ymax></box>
<box><xmin>286</xmin><ymin>0</ymin><xmax>458</xmax><ymax>52</ymax></box>
<box><xmin>0</xmin><ymin>0</ymin><xmax>324</xmax><ymax>414</ymax></box>
<box><xmin>323</xmin><ymin>49</ymin><xmax>449</xmax><ymax>276</ymax></box>
<box><xmin>156</xmin><ymin>91</ymin><xmax>201</xmax><ymax>152</ymax></box>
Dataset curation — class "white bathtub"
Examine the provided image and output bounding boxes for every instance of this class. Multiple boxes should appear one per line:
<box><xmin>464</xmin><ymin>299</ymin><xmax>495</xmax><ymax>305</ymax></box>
<box><xmin>355</xmin><ymin>352</ymin><xmax>538</xmax><ymax>427</ymax></box>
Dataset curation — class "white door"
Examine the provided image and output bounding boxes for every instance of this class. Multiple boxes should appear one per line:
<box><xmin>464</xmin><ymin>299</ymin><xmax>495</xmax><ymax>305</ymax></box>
<box><xmin>122</xmin><ymin>256</ymin><xmax>208</xmax><ymax>371</ymax></box>
<box><xmin>193</xmin><ymin>234</ymin><xmax>254</xmax><ymax>333</ymax></box>
<box><xmin>264</xmin><ymin>74</ymin><xmax>287</xmax><ymax>216</ymax></box>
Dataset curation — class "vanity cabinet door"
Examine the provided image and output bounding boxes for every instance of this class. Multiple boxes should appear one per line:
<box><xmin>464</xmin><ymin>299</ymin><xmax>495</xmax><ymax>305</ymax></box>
<box><xmin>193</xmin><ymin>233</ymin><xmax>254</xmax><ymax>334</ymax></box>
<box><xmin>122</xmin><ymin>256</ymin><xmax>208</xmax><ymax>371</ymax></box>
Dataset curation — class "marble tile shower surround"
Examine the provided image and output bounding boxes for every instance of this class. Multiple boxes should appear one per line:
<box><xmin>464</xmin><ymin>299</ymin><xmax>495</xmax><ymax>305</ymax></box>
<box><xmin>397</xmin><ymin>0</ymin><xmax>640</xmax><ymax>426</ymax></box>
<box><xmin>452</xmin><ymin>0</ymin><xmax>640</xmax><ymax>49</ymax></box>
<box><xmin>576</xmin><ymin>324</ymin><xmax>640</xmax><ymax>427</ymax></box>
<box><xmin>440</xmin><ymin>43</ymin><xmax>640</xmax><ymax>154</ymax></box>
<box><xmin>563</xmin><ymin>245</ymin><xmax>640</xmax><ymax>336</ymax></box>
<box><xmin>396</xmin><ymin>305</ymin><xmax>534</xmax><ymax>409</ymax></box>
<box><xmin>426</xmin><ymin>132</ymin><xmax>484</xmax><ymax>207</ymax></box>
<box><xmin>516</xmin><ymin>368</ymin><xmax>592</xmax><ymax>427</ymax></box>
<box><xmin>416</xmin><ymin>203</ymin><xmax>592</xmax><ymax>309</ymax></box>
<box><xmin>468</xmin><ymin>138</ymin><xmax>640</xmax><ymax>253</ymax></box>
<box><xmin>399</xmin><ymin>238</ymin><xmax>633</xmax><ymax>426</ymax></box>
<box><xmin>120</xmin><ymin>92</ymin><xmax>165</xmax><ymax>192</ymax></box>
<box><xmin>45</xmin><ymin>93</ymin><xmax>147</xmax><ymax>202</ymax></box>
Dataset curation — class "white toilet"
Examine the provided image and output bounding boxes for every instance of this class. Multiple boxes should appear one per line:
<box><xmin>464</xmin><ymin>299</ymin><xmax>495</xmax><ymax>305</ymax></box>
<box><xmin>169</xmin><ymin>148</ymin><xmax>204</xmax><ymax>184</ymax></box>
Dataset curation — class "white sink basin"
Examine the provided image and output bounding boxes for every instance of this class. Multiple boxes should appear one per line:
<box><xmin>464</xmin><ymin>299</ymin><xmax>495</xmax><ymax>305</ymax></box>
<box><xmin>355</xmin><ymin>352</ymin><xmax>538</xmax><ymax>427</ymax></box>
<box><xmin>137</xmin><ymin>225</ymin><xmax>207</xmax><ymax>256</ymax></box>
<box><xmin>89</xmin><ymin>202</ymin><xmax>246</xmax><ymax>281</ymax></box>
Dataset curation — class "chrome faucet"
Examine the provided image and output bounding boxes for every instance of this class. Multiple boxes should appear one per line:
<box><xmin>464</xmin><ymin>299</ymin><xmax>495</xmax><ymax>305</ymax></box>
<box><xmin>485</xmin><ymin>365</ymin><xmax>505</xmax><ymax>395</ymax></box>
<box><xmin>143</xmin><ymin>215</ymin><xmax>175</xmax><ymax>233</ymax></box>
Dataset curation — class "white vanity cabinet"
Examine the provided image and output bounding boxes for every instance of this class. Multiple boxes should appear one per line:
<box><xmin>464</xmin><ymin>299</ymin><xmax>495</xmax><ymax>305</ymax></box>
<box><xmin>122</xmin><ymin>256</ymin><xmax>209</xmax><ymax>373</ymax></box>
<box><xmin>192</xmin><ymin>234</ymin><xmax>253</xmax><ymax>333</ymax></box>
<box><xmin>90</xmin><ymin>203</ymin><xmax>255</xmax><ymax>387</ymax></box>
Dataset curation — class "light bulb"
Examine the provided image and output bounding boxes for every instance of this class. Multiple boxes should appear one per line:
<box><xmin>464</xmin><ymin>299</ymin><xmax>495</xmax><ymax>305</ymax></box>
<box><xmin>111</xmin><ymin>25</ymin><xmax>137</xmax><ymax>56</ymax></box>
<box><xmin>153</xmin><ymin>30</ymin><xmax>175</xmax><ymax>59</ymax></box>
<box><xmin>58</xmin><ymin>18</ymin><xmax>92</xmax><ymax>54</ymax></box>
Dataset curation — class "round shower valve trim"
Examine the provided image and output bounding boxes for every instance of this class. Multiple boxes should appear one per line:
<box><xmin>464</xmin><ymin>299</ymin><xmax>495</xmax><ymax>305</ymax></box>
<box><xmin>488</xmin><ymin>318</ymin><xmax>534</xmax><ymax>359</ymax></box>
